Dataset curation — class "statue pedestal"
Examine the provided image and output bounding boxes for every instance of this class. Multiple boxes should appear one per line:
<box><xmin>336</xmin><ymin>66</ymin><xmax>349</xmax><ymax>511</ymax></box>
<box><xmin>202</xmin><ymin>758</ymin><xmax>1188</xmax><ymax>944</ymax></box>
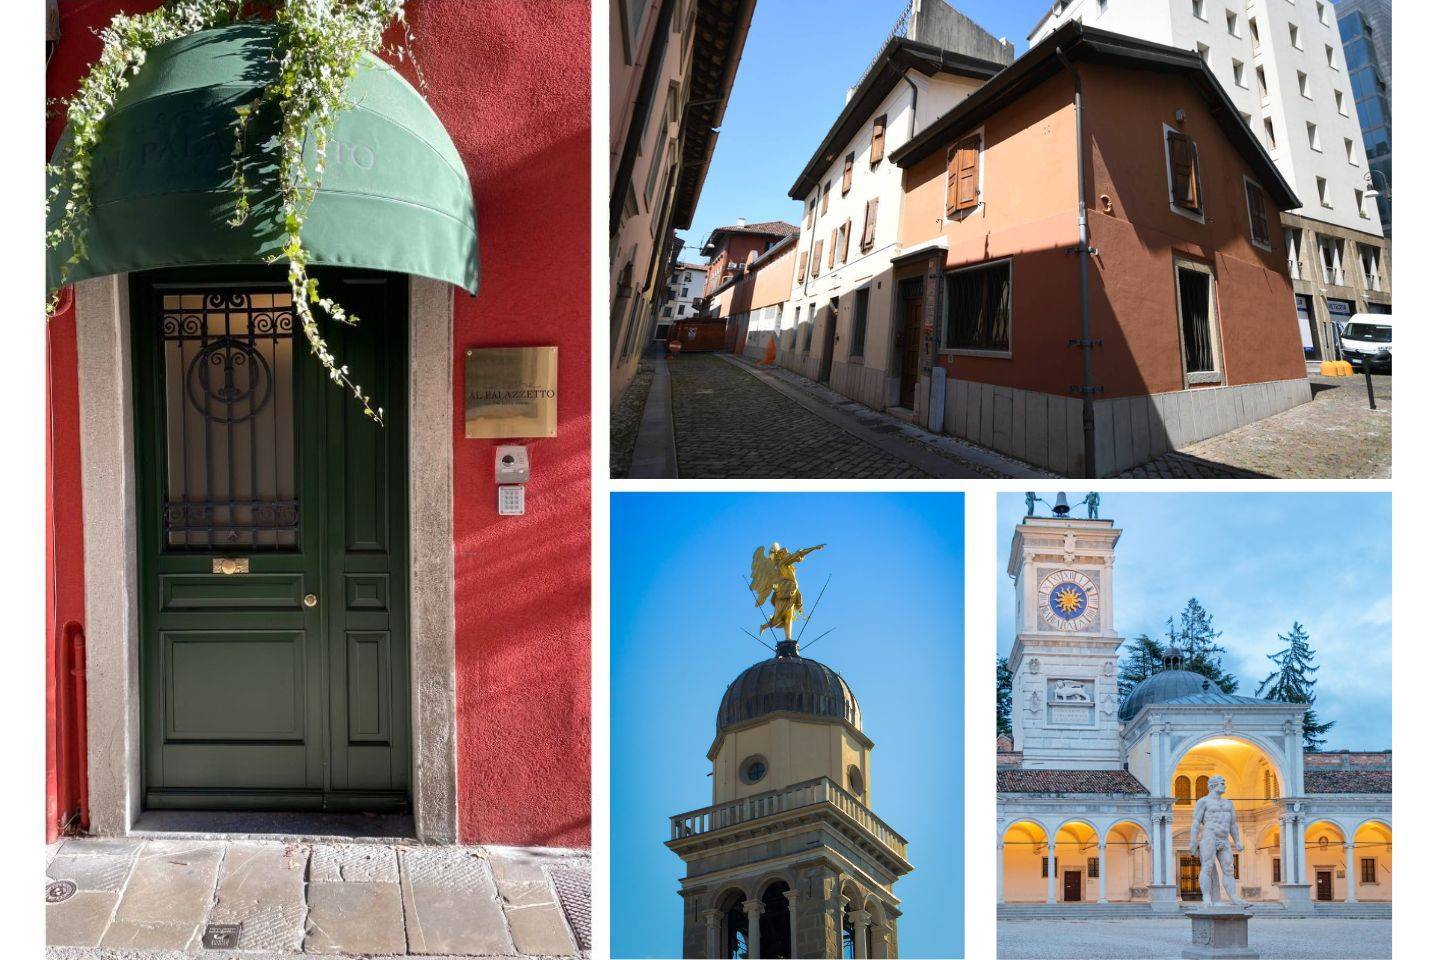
<box><xmin>1149</xmin><ymin>884</ymin><xmax>1180</xmax><ymax>913</ymax></box>
<box><xmin>1181</xmin><ymin>905</ymin><xmax>1258</xmax><ymax>960</ymax></box>
<box><xmin>1277</xmin><ymin>882</ymin><xmax>1314</xmax><ymax>914</ymax></box>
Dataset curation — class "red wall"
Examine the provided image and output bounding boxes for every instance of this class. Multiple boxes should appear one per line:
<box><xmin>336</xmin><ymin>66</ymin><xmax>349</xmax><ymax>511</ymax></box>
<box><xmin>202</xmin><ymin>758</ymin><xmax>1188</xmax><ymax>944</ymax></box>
<box><xmin>46</xmin><ymin>0</ymin><xmax>591</xmax><ymax>848</ymax></box>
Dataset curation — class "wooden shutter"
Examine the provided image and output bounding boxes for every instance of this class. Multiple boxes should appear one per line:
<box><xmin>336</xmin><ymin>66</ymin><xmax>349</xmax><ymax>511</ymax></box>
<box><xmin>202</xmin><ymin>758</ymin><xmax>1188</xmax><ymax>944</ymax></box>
<box><xmin>945</xmin><ymin>145</ymin><xmax>960</xmax><ymax>214</ymax></box>
<box><xmin>1247</xmin><ymin>181</ymin><xmax>1270</xmax><ymax>245</ymax></box>
<box><xmin>811</xmin><ymin>240</ymin><xmax>822</xmax><ymax>277</ymax></box>
<box><xmin>839</xmin><ymin>219</ymin><xmax>851</xmax><ymax>263</ymax></box>
<box><xmin>1168</xmin><ymin>129</ymin><xmax>1200</xmax><ymax>211</ymax></box>
<box><xmin>828</xmin><ymin>228</ymin><xmax>837</xmax><ymax>269</ymax></box>
<box><xmin>842</xmin><ymin>152</ymin><xmax>854</xmax><ymax>194</ymax></box>
<box><xmin>822</xmin><ymin>183</ymin><xmax>830</xmax><ymax>215</ymax></box>
<box><xmin>956</xmin><ymin>135</ymin><xmax>981</xmax><ymax>210</ymax></box>
<box><xmin>861</xmin><ymin>198</ymin><xmax>878</xmax><ymax>250</ymax></box>
<box><xmin>870</xmin><ymin>114</ymin><xmax>887</xmax><ymax>165</ymax></box>
<box><xmin>797</xmin><ymin>251</ymin><xmax>809</xmax><ymax>282</ymax></box>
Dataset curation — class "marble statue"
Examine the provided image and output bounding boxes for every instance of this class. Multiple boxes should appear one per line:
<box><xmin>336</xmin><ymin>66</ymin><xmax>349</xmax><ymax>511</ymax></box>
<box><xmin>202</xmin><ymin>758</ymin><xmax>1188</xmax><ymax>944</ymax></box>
<box><xmin>1192</xmin><ymin>776</ymin><xmax>1248</xmax><ymax>907</ymax></box>
<box><xmin>749</xmin><ymin>542</ymin><xmax>825</xmax><ymax>643</ymax></box>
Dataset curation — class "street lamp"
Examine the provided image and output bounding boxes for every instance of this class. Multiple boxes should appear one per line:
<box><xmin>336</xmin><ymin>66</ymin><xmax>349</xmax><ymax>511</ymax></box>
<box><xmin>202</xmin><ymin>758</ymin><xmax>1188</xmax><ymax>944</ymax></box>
<box><xmin>1362</xmin><ymin>170</ymin><xmax>1390</xmax><ymax>200</ymax></box>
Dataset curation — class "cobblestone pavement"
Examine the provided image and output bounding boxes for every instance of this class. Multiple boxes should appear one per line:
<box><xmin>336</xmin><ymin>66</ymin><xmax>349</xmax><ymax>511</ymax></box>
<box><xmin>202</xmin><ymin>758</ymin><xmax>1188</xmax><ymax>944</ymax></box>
<box><xmin>1118</xmin><ymin>374</ymin><xmax>1391</xmax><ymax>479</ymax></box>
<box><xmin>610</xmin><ymin>356</ymin><xmax>655</xmax><ymax>478</ymax></box>
<box><xmin>998</xmin><ymin>917</ymin><xmax>1390</xmax><ymax>959</ymax></box>
<box><xmin>46</xmin><ymin>837</ymin><xmax>589</xmax><ymax>958</ymax></box>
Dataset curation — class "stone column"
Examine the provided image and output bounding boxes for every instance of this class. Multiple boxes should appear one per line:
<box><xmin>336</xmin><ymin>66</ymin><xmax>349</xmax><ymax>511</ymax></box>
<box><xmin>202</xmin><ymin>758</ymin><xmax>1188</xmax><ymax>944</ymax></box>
<box><xmin>1046</xmin><ymin>840</ymin><xmax>1057</xmax><ymax>904</ymax></box>
<box><xmin>847</xmin><ymin>910</ymin><xmax>871</xmax><ymax>960</ymax></box>
<box><xmin>1295</xmin><ymin>819</ymin><xmax>1308</xmax><ymax>891</ymax></box>
<box><xmin>1345</xmin><ymin>842</ymin><xmax>1357</xmax><ymax>903</ymax></box>
<box><xmin>1098</xmin><ymin>841</ymin><xmax>1108</xmax><ymax>904</ymax></box>
<box><xmin>702</xmin><ymin>909</ymin><xmax>723</xmax><ymax>960</ymax></box>
<box><xmin>997</xmin><ymin>837</ymin><xmax>1006</xmax><ymax>904</ymax></box>
<box><xmin>743</xmin><ymin>900</ymin><xmax>764</xmax><ymax>959</ymax></box>
<box><xmin>784</xmin><ymin>890</ymin><xmax>801</xmax><ymax>959</ymax></box>
<box><xmin>1150</xmin><ymin>814</ymin><xmax>1179</xmax><ymax>913</ymax></box>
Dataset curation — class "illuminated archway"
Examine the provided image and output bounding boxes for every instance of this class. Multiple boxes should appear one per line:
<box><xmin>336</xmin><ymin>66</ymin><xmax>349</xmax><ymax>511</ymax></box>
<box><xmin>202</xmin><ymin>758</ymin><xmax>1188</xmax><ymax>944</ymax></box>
<box><xmin>1255</xmin><ymin>823</ymin><xmax>1284</xmax><ymax>898</ymax></box>
<box><xmin>999</xmin><ymin>820</ymin><xmax>1051</xmax><ymax>904</ymax></box>
<box><xmin>1055</xmin><ymin>820</ymin><xmax>1102</xmax><ymax>902</ymax></box>
<box><xmin>1304</xmin><ymin>821</ymin><xmax>1348</xmax><ymax>902</ymax></box>
<box><xmin>1352</xmin><ymin>821</ymin><xmax>1392</xmax><ymax>903</ymax></box>
<box><xmin>1104</xmin><ymin>820</ymin><xmax>1152</xmax><ymax>902</ymax></box>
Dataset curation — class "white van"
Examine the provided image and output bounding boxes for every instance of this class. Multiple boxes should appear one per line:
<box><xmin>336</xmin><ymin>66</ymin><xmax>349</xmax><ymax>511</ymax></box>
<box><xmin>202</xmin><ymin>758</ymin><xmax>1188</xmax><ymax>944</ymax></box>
<box><xmin>1339</xmin><ymin>314</ymin><xmax>1392</xmax><ymax>372</ymax></box>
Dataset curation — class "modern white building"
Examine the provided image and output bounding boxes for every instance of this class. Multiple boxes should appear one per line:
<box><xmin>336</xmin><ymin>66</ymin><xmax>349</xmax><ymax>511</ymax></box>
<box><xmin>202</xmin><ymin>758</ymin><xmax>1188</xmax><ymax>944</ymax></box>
<box><xmin>658</xmin><ymin>261</ymin><xmax>708</xmax><ymax>334</ymax></box>
<box><xmin>999</xmin><ymin>510</ymin><xmax>1391</xmax><ymax>914</ymax></box>
<box><xmin>779</xmin><ymin>0</ymin><xmax>1014</xmax><ymax>411</ymax></box>
<box><xmin>1030</xmin><ymin>0</ymin><xmax>1390</xmax><ymax>358</ymax></box>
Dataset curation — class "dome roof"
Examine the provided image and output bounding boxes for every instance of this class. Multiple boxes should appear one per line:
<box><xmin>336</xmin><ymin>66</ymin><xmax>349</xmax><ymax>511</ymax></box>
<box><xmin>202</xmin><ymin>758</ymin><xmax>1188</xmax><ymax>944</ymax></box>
<box><xmin>716</xmin><ymin>644</ymin><xmax>861</xmax><ymax>733</ymax></box>
<box><xmin>1118</xmin><ymin>668</ymin><xmax>1213</xmax><ymax>721</ymax></box>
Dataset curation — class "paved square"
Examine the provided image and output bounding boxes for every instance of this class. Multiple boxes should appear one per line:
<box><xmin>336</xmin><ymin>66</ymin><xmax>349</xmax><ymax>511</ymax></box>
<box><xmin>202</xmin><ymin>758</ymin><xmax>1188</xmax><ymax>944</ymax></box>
<box><xmin>998</xmin><ymin>917</ymin><xmax>1391</xmax><ymax>959</ymax></box>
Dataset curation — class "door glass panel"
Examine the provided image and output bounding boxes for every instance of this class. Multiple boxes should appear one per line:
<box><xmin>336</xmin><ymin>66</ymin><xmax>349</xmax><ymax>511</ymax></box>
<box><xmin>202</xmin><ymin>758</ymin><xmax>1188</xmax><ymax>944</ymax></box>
<box><xmin>159</xmin><ymin>289</ymin><xmax>298</xmax><ymax>550</ymax></box>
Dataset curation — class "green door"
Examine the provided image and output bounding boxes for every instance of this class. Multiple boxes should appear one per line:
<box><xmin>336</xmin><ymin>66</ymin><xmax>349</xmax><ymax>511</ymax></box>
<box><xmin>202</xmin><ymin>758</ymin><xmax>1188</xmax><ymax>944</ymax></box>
<box><xmin>133</xmin><ymin>268</ymin><xmax>410</xmax><ymax>811</ymax></box>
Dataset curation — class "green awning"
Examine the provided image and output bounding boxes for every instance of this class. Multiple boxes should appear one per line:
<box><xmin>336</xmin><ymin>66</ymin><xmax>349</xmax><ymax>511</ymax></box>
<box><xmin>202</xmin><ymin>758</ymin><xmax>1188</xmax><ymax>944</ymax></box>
<box><xmin>47</xmin><ymin>23</ymin><xmax>478</xmax><ymax>292</ymax></box>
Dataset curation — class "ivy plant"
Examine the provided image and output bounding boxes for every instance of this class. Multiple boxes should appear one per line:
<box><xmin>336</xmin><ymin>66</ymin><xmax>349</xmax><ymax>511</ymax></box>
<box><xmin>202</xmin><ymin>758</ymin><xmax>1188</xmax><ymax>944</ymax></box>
<box><xmin>46</xmin><ymin>0</ymin><xmax>424</xmax><ymax>424</ymax></box>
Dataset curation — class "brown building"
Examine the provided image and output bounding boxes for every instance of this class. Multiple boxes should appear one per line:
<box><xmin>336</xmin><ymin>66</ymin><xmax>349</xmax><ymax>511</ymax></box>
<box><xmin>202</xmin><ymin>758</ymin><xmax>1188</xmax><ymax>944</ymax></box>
<box><xmin>883</xmin><ymin>23</ymin><xmax>1310</xmax><ymax>475</ymax></box>
<box><xmin>707</xmin><ymin>233</ymin><xmax>799</xmax><ymax>357</ymax></box>
<box><xmin>610</xmin><ymin>0</ymin><xmax>756</xmax><ymax>399</ymax></box>
<box><xmin>699</xmin><ymin>219</ymin><xmax>799</xmax><ymax>297</ymax></box>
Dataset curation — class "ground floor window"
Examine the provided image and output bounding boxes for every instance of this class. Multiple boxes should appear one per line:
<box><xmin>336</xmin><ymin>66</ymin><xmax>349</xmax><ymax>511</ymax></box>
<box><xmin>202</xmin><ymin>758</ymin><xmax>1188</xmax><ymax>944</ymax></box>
<box><xmin>851</xmin><ymin>287</ymin><xmax>870</xmax><ymax>357</ymax></box>
<box><xmin>1087</xmin><ymin>857</ymin><xmax>1099</xmax><ymax>878</ymax></box>
<box><xmin>1273</xmin><ymin>858</ymin><xmax>1281</xmax><ymax>883</ymax></box>
<box><xmin>942</xmin><ymin>259</ymin><xmax>1011</xmax><ymax>353</ymax></box>
<box><xmin>1362</xmin><ymin>857</ymin><xmax>1377</xmax><ymax>884</ymax></box>
<box><xmin>1041</xmin><ymin>856</ymin><xmax>1050</xmax><ymax>878</ymax></box>
<box><xmin>1175</xmin><ymin>260</ymin><xmax>1221</xmax><ymax>384</ymax></box>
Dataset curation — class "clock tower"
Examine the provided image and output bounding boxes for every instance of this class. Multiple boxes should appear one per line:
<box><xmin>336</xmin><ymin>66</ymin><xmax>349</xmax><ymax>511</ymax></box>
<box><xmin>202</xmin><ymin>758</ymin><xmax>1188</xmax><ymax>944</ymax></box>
<box><xmin>1006</xmin><ymin>509</ymin><xmax>1125</xmax><ymax>769</ymax></box>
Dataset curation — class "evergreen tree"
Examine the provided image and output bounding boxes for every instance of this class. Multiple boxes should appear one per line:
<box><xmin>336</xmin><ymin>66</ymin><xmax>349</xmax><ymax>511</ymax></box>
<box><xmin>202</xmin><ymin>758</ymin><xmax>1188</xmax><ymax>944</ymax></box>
<box><xmin>997</xmin><ymin>656</ymin><xmax>1013</xmax><ymax>737</ymax></box>
<box><xmin>1117</xmin><ymin>633</ymin><xmax>1168</xmax><ymax>698</ymax></box>
<box><xmin>1255</xmin><ymin>622</ymin><xmax>1335</xmax><ymax>751</ymax></box>
<box><xmin>1166</xmin><ymin>599</ymin><xmax>1238</xmax><ymax>693</ymax></box>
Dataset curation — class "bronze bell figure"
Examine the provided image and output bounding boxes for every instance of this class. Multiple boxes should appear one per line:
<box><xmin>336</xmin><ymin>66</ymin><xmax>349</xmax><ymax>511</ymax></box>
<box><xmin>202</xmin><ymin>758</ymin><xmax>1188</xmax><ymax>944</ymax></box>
<box><xmin>1053</xmin><ymin>492</ymin><xmax>1070</xmax><ymax>517</ymax></box>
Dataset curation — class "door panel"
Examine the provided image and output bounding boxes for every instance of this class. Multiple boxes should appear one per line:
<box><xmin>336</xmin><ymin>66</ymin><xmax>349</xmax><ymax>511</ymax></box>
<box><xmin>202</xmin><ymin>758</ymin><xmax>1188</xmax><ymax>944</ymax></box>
<box><xmin>1063</xmin><ymin>871</ymin><xmax>1082</xmax><ymax>902</ymax></box>
<box><xmin>898</xmin><ymin>281</ymin><xmax>924</xmax><ymax>409</ymax></box>
<box><xmin>135</xmin><ymin>269</ymin><xmax>409</xmax><ymax>811</ymax></box>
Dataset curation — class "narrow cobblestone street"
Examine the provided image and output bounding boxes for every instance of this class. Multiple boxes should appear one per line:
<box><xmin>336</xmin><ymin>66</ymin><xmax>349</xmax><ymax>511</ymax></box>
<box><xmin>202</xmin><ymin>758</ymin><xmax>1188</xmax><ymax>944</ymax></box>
<box><xmin>46</xmin><ymin>837</ymin><xmax>589</xmax><ymax>959</ymax></box>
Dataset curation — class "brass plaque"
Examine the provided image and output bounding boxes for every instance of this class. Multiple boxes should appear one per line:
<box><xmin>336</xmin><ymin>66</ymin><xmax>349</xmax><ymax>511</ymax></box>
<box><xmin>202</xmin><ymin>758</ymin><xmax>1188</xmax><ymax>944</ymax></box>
<box><xmin>464</xmin><ymin>347</ymin><xmax>558</xmax><ymax>439</ymax></box>
<box><xmin>212</xmin><ymin>557</ymin><xmax>250</xmax><ymax>575</ymax></box>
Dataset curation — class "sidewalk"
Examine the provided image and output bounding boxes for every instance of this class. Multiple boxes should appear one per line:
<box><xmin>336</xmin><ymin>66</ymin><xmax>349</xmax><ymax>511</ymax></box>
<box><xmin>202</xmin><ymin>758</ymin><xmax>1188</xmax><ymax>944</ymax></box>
<box><xmin>46</xmin><ymin>836</ymin><xmax>590</xmax><ymax>958</ymax></box>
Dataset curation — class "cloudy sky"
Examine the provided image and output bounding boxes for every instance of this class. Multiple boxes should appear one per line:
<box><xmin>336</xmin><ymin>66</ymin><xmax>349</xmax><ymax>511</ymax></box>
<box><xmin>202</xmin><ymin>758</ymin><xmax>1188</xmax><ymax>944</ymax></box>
<box><xmin>997</xmin><ymin>492</ymin><xmax>1392</xmax><ymax>749</ymax></box>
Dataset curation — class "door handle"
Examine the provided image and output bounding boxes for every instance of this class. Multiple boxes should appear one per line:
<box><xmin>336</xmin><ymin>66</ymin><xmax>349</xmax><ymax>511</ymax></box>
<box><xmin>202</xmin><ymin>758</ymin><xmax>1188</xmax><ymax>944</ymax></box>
<box><xmin>303</xmin><ymin>593</ymin><xmax>318</xmax><ymax>608</ymax></box>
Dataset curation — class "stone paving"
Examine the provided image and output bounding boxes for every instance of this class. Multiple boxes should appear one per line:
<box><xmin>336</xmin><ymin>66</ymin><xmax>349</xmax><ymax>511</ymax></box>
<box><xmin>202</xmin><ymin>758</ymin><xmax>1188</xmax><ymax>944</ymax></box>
<box><xmin>998</xmin><ymin>917</ymin><xmax>1390</xmax><ymax>959</ymax></box>
<box><xmin>45</xmin><ymin>837</ymin><xmax>589</xmax><ymax>958</ymax></box>
<box><xmin>1118</xmin><ymin>373</ymin><xmax>1391</xmax><ymax>479</ymax></box>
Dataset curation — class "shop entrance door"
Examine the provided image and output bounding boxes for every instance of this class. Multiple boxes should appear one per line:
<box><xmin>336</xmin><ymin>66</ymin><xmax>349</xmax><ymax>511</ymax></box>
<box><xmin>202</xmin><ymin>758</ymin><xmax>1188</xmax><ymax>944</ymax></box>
<box><xmin>133</xmin><ymin>268</ymin><xmax>411</xmax><ymax>811</ymax></box>
<box><xmin>1063</xmin><ymin>870</ymin><xmax>1083</xmax><ymax>902</ymax></box>
<box><xmin>897</xmin><ymin>279</ymin><xmax>924</xmax><ymax>409</ymax></box>
<box><xmin>1316</xmin><ymin>870</ymin><xmax>1334</xmax><ymax>901</ymax></box>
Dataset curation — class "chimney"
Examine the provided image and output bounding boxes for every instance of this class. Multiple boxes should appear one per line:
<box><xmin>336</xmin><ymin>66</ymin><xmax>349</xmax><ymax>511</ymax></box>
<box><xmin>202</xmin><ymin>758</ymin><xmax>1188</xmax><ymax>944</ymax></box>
<box><xmin>736</xmin><ymin>217</ymin><xmax>747</xmax><ymax>227</ymax></box>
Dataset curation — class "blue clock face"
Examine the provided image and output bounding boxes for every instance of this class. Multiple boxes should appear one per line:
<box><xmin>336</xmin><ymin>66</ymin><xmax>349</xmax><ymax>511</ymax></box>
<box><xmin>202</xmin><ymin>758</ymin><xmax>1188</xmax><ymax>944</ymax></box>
<box><xmin>1048</xmin><ymin>582</ymin><xmax>1088</xmax><ymax>621</ymax></box>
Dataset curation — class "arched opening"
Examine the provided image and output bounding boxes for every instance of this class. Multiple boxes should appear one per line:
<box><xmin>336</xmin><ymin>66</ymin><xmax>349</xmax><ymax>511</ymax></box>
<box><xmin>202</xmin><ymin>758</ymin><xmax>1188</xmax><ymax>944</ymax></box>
<box><xmin>1305</xmin><ymin>820</ymin><xmax>1348</xmax><ymax>902</ymax></box>
<box><xmin>1055</xmin><ymin>821</ymin><xmax>1101</xmax><ymax>902</ymax></box>
<box><xmin>1353</xmin><ymin>821</ymin><xmax>1393</xmax><ymax>902</ymax></box>
<box><xmin>1256</xmin><ymin>824</ymin><xmax>1284</xmax><ymax>899</ymax></box>
<box><xmin>841</xmin><ymin>911</ymin><xmax>856</xmax><ymax>959</ymax></box>
<box><xmin>1174</xmin><ymin>775</ymin><xmax>1192</xmax><ymax>806</ymax></box>
<box><xmin>719</xmin><ymin>889</ymin><xmax>748</xmax><ymax>959</ymax></box>
<box><xmin>1104</xmin><ymin>821</ymin><xmax>1152</xmax><ymax>902</ymax></box>
<box><xmin>759</xmin><ymin>881</ymin><xmax>792</xmax><ymax>959</ymax></box>
<box><xmin>1000</xmin><ymin>820</ymin><xmax>1050</xmax><ymax>903</ymax></box>
<box><xmin>1170</xmin><ymin>736</ymin><xmax>1287</xmax><ymax>903</ymax></box>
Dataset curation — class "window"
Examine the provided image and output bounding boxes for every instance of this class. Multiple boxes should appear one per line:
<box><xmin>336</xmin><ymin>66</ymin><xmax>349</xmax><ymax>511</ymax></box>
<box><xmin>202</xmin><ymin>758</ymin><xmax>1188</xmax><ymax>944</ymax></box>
<box><xmin>1306</xmin><ymin>122</ymin><xmax>1320</xmax><ymax>151</ymax></box>
<box><xmin>1318</xmin><ymin>234</ymin><xmax>1345</xmax><ymax>284</ymax></box>
<box><xmin>838</xmin><ymin>219</ymin><xmax>851</xmax><ymax>264</ymax></box>
<box><xmin>803</xmin><ymin>303</ymin><xmax>815</xmax><ymax>351</ymax></box>
<box><xmin>1196</xmin><ymin>41</ymin><xmax>1210</xmax><ymax>66</ymax></box>
<box><xmin>1192</xmin><ymin>0</ymin><xmax>1206</xmax><ymax>20</ymax></box>
<box><xmin>828</xmin><ymin>228</ymin><xmax>837</xmax><ymax>269</ymax></box>
<box><xmin>806</xmin><ymin>197</ymin><xmax>816</xmax><ymax>230</ymax></box>
<box><xmin>1356</xmin><ymin>188</ymin><xmax>1370</xmax><ymax>218</ymax></box>
<box><xmin>1317</xmin><ymin>175</ymin><xmax>1331</xmax><ymax>207</ymax></box>
<box><xmin>870</xmin><ymin>114</ymin><xmax>887</xmax><ymax>166</ymax></box>
<box><xmin>1345</xmin><ymin>137</ymin><xmax>1357</xmax><ymax>164</ymax></box>
<box><xmin>1165</xmin><ymin>127</ymin><xmax>1204</xmax><ymax>217</ymax></box>
<box><xmin>946</xmin><ymin>133</ymin><xmax>982</xmax><ymax>216</ymax></box>
<box><xmin>1334</xmin><ymin>89</ymin><xmax>1347</xmax><ymax>114</ymax></box>
<box><xmin>1325</xmin><ymin>43</ymin><xmax>1337</xmax><ymax>69</ymax></box>
<box><xmin>1196</xmin><ymin>775</ymin><xmax>1211</xmax><ymax>798</ymax></box>
<box><xmin>1175</xmin><ymin>776</ymin><xmax>1192</xmax><ymax>805</ymax></box>
<box><xmin>1316</xmin><ymin>1</ymin><xmax>1329</xmax><ymax>26</ymax></box>
<box><xmin>850</xmin><ymin>287</ymin><xmax>869</xmax><ymax>356</ymax></box>
<box><xmin>821</xmin><ymin>180</ymin><xmax>831</xmax><ymax>215</ymax></box>
<box><xmin>811</xmin><ymin>240</ymin><xmax>823</xmax><ymax>276</ymax></box>
<box><xmin>942</xmin><ymin>260</ymin><xmax>1012</xmax><ymax>353</ymax></box>
<box><xmin>1361</xmin><ymin>858</ymin><xmax>1377</xmax><ymax>884</ymax></box>
<box><xmin>1245</xmin><ymin>178</ymin><xmax>1272</xmax><ymax>248</ymax></box>
<box><xmin>1232</xmin><ymin>59</ymin><xmax>1246</xmax><ymax>87</ymax></box>
<box><xmin>1359</xmin><ymin>243</ymin><xmax>1382</xmax><ymax>289</ymax></box>
<box><xmin>1263</xmin><ymin>117</ymin><xmax>1277</xmax><ymax>150</ymax></box>
<box><xmin>796</xmin><ymin>251</ymin><xmax>809</xmax><ymax>283</ymax></box>
<box><xmin>1273</xmin><ymin>858</ymin><xmax>1283</xmax><ymax>883</ymax></box>
<box><xmin>1088</xmin><ymin>857</ymin><xmax>1100</xmax><ymax>879</ymax></box>
<box><xmin>1289</xmin><ymin>22</ymin><xmax>1302</xmax><ymax>49</ymax></box>
<box><xmin>662</xmin><ymin>305</ymin><xmax>672</xmax><ymax>317</ymax></box>
<box><xmin>1286</xmin><ymin>228</ymin><xmax>1302</xmax><ymax>279</ymax></box>
<box><xmin>1297</xmin><ymin>70</ymin><xmax>1311</xmax><ymax>98</ymax></box>
<box><xmin>1249</xmin><ymin>17</ymin><xmax>1261</xmax><ymax>52</ymax></box>
<box><xmin>842</xmin><ymin>151</ymin><xmax>854</xmax><ymax>194</ymax></box>
<box><xmin>1256</xmin><ymin>65</ymin><xmax>1269</xmax><ymax>98</ymax></box>
<box><xmin>1226</xmin><ymin>10</ymin><xmax>1239</xmax><ymax>35</ymax></box>
<box><xmin>1175</xmin><ymin>261</ymin><xmax>1221</xmax><ymax>383</ymax></box>
<box><xmin>1042</xmin><ymin>856</ymin><xmax>1050</xmax><ymax>878</ymax></box>
<box><xmin>860</xmin><ymin>198</ymin><xmax>879</xmax><ymax>251</ymax></box>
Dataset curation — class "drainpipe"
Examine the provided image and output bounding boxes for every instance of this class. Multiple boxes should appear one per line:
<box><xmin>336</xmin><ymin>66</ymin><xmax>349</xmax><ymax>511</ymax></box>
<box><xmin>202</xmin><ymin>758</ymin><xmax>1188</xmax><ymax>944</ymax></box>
<box><xmin>1056</xmin><ymin>47</ymin><xmax>1100</xmax><ymax>477</ymax></box>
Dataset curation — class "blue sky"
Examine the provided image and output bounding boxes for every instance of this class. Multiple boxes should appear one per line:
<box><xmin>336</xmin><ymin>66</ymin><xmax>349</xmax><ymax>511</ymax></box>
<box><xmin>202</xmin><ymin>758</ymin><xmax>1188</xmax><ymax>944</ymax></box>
<box><xmin>611</xmin><ymin>493</ymin><xmax>965</xmax><ymax>959</ymax></box>
<box><xmin>677</xmin><ymin>0</ymin><xmax>1040</xmax><ymax>258</ymax></box>
<box><xmin>996</xmin><ymin>493</ymin><xmax>1393</xmax><ymax>749</ymax></box>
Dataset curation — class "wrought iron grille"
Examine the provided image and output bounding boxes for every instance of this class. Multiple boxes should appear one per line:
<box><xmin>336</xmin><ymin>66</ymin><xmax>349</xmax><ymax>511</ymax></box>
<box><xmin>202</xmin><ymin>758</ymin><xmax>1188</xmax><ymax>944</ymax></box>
<box><xmin>159</xmin><ymin>288</ymin><xmax>299</xmax><ymax>550</ymax></box>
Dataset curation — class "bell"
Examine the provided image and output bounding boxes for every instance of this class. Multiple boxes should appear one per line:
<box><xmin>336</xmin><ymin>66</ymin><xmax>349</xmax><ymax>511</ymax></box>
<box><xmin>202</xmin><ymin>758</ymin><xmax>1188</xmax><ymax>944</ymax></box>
<box><xmin>1053</xmin><ymin>492</ymin><xmax>1070</xmax><ymax>517</ymax></box>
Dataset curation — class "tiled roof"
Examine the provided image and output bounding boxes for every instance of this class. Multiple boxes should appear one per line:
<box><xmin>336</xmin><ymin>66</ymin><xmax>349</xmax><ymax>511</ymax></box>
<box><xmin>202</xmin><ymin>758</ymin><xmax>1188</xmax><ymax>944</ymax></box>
<box><xmin>715</xmin><ymin>220</ymin><xmax>798</xmax><ymax>238</ymax></box>
<box><xmin>1304</xmin><ymin>770</ymin><xmax>1392</xmax><ymax>794</ymax></box>
<box><xmin>998</xmin><ymin>769</ymin><xmax>1149</xmax><ymax>795</ymax></box>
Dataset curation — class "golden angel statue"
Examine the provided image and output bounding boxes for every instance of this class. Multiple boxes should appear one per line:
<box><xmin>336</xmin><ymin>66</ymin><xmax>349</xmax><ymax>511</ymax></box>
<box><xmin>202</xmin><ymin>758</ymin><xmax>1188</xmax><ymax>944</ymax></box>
<box><xmin>749</xmin><ymin>541</ymin><xmax>825</xmax><ymax>643</ymax></box>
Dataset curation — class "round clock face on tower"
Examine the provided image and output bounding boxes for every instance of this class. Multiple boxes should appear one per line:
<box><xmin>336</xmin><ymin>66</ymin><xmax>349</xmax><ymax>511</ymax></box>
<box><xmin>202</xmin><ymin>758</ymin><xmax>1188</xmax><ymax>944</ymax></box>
<box><xmin>1038</xmin><ymin>569</ymin><xmax>1100</xmax><ymax>631</ymax></box>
